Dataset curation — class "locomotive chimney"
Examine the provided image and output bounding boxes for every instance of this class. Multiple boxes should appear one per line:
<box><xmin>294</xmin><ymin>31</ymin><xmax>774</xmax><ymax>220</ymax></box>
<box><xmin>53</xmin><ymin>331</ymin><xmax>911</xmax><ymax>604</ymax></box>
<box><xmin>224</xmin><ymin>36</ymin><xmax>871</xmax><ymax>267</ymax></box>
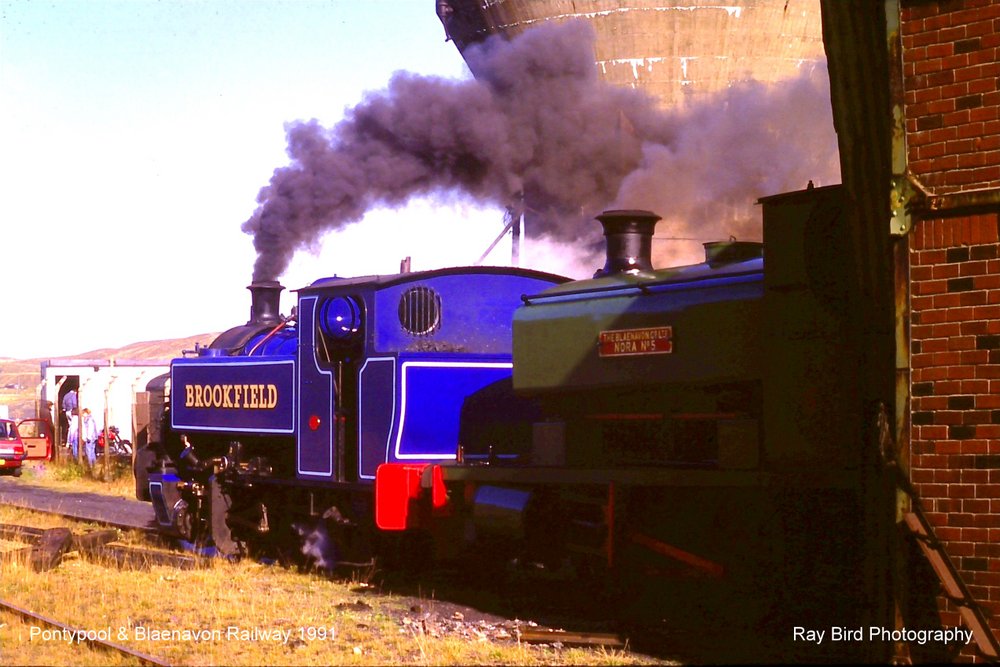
<box><xmin>594</xmin><ymin>209</ymin><xmax>660</xmax><ymax>277</ymax></box>
<box><xmin>246</xmin><ymin>281</ymin><xmax>284</xmax><ymax>326</ymax></box>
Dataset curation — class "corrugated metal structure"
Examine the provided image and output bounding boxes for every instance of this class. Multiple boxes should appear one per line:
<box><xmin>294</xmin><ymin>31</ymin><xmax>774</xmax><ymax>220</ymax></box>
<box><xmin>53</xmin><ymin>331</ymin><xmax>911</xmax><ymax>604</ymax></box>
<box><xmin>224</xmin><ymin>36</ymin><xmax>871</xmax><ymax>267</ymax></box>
<box><xmin>436</xmin><ymin>0</ymin><xmax>826</xmax><ymax>108</ymax></box>
<box><xmin>40</xmin><ymin>359</ymin><xmax>169</xmax><ymax>449</ymax></box>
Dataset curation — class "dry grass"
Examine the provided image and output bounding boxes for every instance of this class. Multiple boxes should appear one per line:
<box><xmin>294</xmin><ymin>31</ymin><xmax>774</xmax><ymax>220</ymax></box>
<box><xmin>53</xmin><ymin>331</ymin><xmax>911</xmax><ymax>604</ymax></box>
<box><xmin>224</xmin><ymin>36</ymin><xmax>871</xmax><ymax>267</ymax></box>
<box><xmin>16</xmin><ymin>459</ymin><xmax>135</xmax><ymax>499</ymax></box>
<box><xmin>0</xmin><ymin>507</ymin><xmax>670</xmax><ymax>666</ymax></box>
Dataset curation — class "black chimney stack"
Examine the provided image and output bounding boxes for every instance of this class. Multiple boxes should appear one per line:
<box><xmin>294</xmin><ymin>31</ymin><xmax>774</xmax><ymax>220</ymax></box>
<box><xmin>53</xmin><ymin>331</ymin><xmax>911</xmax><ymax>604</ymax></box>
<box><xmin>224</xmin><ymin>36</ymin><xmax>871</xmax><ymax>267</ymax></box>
<box><xmin>246</xmin><ymin>281</ymin><xmax>284</xmax><ymax>326</ymax></box>
<box><xmin>594</xmin><ymin>209</ymin><xmax>660</xmax><ymax>277</ymax></box>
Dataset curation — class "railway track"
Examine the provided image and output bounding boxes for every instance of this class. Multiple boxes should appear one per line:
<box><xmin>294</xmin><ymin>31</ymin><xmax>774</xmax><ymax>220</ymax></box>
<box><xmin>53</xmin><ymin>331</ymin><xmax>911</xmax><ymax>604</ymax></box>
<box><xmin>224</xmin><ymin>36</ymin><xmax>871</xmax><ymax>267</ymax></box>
<box><xmin>0</xmin><ymin>597</ymin><xmax>173</xmax><ymax>667</ymax></box>
<box><xmin>0</xmin><ymin>477</ymin><xmax>157</xmax><ymax>533</ymax></box>
<box><xmin>0</xmin><ymin>488</ymin><xmax>684</xmax><ymax>661</ymax></box>
<box><xmin>0</xmin><ymin>522</ymin><xmax>207</xmax><ymax>572</ymax></box>
<box><xmin>0</xmin><ymin>521</ymin><xmax>208</xmax><ymax>666</ymax></box>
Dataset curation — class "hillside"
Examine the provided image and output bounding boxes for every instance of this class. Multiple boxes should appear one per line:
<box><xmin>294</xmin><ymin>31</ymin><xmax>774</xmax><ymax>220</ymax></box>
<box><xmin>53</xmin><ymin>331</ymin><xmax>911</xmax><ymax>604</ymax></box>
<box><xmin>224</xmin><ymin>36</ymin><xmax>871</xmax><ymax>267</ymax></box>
<box><xmin>0</xmin><ymin>333</ymin><xmax>219</xmax><ymax>420</ymax></box>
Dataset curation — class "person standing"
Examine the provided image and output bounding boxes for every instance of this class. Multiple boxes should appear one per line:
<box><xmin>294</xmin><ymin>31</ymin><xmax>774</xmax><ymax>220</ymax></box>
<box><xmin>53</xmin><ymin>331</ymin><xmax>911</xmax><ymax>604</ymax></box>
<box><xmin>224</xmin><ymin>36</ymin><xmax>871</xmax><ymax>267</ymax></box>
<box><xmin>61</xmin><ymin>389</ymin><xmax>78</xmax><ymax>450</ymax></box>
<box><xmin>62</xmin><ymin>389</ymin><xmax>78</xmax><ymax>422</ymax></box>
<box><xmin>81</xmin><ymin>408</ymin><xmax>99</xmax><ymax>467</ymax></box>
<box><xmin>67</xmin><ymin>413</ymin><xmax>80</xmax><ymax>460</ymax></box>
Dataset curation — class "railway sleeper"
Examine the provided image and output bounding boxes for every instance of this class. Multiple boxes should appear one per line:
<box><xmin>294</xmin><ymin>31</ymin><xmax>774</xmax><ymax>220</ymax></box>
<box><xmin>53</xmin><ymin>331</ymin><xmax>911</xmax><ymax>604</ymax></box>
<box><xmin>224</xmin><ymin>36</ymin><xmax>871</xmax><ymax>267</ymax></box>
<box><xmin>0</xmin><ymin>523</ymin><xmax>202</xmax><ymax>572</ymax></box>
<box><xmin>0</xmin><ymin>524</ymin><xmax>73</xmax><ymax>572</ymax></box>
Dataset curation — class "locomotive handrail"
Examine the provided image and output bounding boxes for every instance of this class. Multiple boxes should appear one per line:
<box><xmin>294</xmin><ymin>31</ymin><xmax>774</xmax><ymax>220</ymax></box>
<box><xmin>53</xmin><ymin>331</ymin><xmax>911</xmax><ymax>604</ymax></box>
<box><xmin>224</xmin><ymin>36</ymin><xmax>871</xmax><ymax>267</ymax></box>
<box><xmin>519</xmin><ymin>268</ymin><xmax>764</xmax><ymax>305</ymax></box>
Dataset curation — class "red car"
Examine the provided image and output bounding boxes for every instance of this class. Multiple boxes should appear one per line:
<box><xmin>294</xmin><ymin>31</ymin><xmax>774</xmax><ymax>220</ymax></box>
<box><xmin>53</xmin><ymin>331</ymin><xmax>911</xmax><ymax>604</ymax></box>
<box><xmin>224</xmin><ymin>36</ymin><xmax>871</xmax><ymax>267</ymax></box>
<box><xmin>17</xmin><ymin>418</ymin><xmax>53</xmax><ymax>461</ymax></box>
<box><xmin>0</xmin><ymin>419</ymin><xmax>26</xmax><ymax>476</ymax></box>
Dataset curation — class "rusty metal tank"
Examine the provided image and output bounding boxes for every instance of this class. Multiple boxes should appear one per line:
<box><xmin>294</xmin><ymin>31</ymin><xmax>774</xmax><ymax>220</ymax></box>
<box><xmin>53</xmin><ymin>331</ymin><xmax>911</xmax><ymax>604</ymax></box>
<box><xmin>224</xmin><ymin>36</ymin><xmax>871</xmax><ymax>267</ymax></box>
<box><xmin>436</xmin><ymin>0</ymin><xmax>825</xmax><ymax>109</ymax></box>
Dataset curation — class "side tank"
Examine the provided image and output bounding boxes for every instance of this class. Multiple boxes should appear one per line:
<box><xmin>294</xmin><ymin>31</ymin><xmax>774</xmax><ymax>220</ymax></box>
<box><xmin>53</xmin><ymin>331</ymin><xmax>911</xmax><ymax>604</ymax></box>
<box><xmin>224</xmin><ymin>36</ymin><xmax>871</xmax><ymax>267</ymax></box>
<box><xmin>507</xmin><ymin>209</ymin><xmax>765</xmax><ymax>469</ymax></box>
<box><xmin>514</xmin><ymin>210</ymin><xmax>765</xmax><ymax>393</ymax></box>
<box><xmin>505</xmin><ymin>186</ymin><xmax>860</xmax><ymax>473</ymax></box>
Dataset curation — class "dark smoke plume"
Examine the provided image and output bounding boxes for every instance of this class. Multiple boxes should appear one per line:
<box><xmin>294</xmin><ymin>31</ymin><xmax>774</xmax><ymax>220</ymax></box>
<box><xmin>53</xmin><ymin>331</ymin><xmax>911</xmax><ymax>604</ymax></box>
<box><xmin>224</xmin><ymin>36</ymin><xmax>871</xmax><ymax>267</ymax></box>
<box><xmin>243</xmin><ymin>20</ymin><xmax>838</xmax><ymax>281</ymax></box>
<box><xmin>243</xmin><ymin>21</ymin><xmax>665</xmax><ymax>280</ymax></box>
<box><xmin>619</xmin><ymin>69</ymin><xmax>841</xmax><ymax>268</ymax></box>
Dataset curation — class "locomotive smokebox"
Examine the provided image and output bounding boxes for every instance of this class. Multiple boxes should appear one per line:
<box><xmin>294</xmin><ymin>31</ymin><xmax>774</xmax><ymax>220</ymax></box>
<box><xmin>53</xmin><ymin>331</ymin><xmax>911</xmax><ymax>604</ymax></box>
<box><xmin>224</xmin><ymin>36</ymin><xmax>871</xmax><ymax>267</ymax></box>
<box><xmin>246</xmin><ymin>281</ymin><xmax>284</xmax><ymax>326</ymax></box>
<box><xmin>594</xmin><ymin>209</ymin><xmax>661</xmax><ymax>277</ymax></box>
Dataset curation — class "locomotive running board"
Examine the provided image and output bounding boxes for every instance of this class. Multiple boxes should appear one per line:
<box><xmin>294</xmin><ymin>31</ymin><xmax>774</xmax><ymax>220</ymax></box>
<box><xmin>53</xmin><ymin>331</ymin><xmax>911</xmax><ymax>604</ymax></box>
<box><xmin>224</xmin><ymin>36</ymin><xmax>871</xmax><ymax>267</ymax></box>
<box><xmin>903</xmin><ymin>511</ymin><xmax>999</xmax><ymax>660</ymax></box>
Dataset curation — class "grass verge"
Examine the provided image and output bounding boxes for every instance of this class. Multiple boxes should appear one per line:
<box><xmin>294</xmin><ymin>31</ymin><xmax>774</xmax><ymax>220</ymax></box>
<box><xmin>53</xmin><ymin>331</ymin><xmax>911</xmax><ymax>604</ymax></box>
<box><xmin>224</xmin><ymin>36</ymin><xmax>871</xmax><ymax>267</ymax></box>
<box><xmin>14</xmin><ymin>457</ymin><xmax>135</xmax><ymax>499</ymax></box>
<box><xmin>0</xmin><ymin>507</ymin><xmax>670</xmax><ymax>666</ymax></box>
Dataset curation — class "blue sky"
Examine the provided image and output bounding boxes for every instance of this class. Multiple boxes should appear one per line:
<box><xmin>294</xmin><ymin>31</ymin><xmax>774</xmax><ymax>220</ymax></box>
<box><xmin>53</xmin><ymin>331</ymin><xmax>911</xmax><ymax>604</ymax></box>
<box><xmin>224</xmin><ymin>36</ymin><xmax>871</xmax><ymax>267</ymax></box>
<box><xmin>1</xmin><ymin>0</ymin><xmax>539</xmax><ymax>359</ymax></box>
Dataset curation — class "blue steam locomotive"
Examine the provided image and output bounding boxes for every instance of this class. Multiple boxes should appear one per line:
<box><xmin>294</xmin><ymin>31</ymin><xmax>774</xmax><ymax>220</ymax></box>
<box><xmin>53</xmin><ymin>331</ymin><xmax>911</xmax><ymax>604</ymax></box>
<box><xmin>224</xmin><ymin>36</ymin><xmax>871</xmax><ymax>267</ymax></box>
<box><xmin>137</xmin><ymin>184</ymin><xmax>865</xmax><ymax>652</ymax></box>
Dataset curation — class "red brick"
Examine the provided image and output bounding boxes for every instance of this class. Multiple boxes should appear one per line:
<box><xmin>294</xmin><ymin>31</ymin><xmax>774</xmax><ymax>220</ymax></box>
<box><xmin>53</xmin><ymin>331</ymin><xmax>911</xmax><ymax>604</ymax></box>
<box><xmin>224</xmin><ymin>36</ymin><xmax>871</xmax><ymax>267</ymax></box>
<box><xmin>915</xmin><ymin>453</ymin><xmax>950</xmax><ymax>468</ymax></box>
<box><xmin>917</xmin><ymin>395</ymin><xmax>949</xmax><ymax>410</ymax></box>
<box><xmin>948</xmin><ymin>541</ymin><xmax>976</xmax><ymax>556</ymax></box>
<box><xmin>922</xmin><ymin>337</ymin><xmax>951</xmax><ymax>353</ymax></box>
<box><xmin>961</xmin><ymin>349</ymin><xmax>990</xmax><ymax>365</ymax></box>
<box><xmin>950</xmin><ymin>484</ymin><xmax>978</xmax><ymax>498</ymax></box>
<box><xmin>961</xmin><ymin>379</ymin><xmax>990</xmax><ymax>393</ymax></box>
<box><xmin>959</xmin><ymin>151</ymin><xmax>988</xmax><ymax>169</ymax></box>
<box><xmin>975</xmin><ymin>513</ymin><xmax>1000</xmax><ymax>528</ymax></box>
<box><xmin>974</xmin><ymin>305</ymin><xmax>1000</xmax><ymax>318</ymax></box>
<box><xmin>962</xmin><ymin>527</ymin><xmax>990</xmax><ymax>542</ymax></box>
<box><xmin>977</xmin><ymin>395</ymin><xmax>1000</xmax><ymax>409</ymax></box>
<box><xmin>933</xmin><ymin>292</ymin><xmax>962</xmax><ymax>308</ymax></box>
<box><xmin>959</xmin><ymin>290</ymin><xmax>989</xmax><ymax>307</ymax></box>
<box><xmin>937</xmin><ymin>440</ymin><xmax>963</xmax><ymax>454</ymax></box>
<box><xmin>937</xmin><ymin>468</ymin><xmax>963</xmax><ymax>483</ymax></box>
<box><xmin>933</xmin><ymin>262</ymin><xmax>962</xmax><ymax>278</ymax></box>
<box><xmin>937</xmin><ymin>498</ymin><xmax>964</xmax><ymax>513</ymax></box>
<box><xmin>961</xmin><ymin>321</ymin><xmax>991</xmax><ymax>335</ymax></box>
<box><xmin>932</xmin><ymin>322</ymin><xmax>963</xmax><ymax>337</ymax></box>
<box><xmin>960</xmin><ymin>259</ymin><xmax>990</xmax><ymax>275</ymax></box>
<box><xmin>963</xmin><ymin>496</ymin><xmax>990</xmax><ymax>510</ymax></box>
<box><xmin>946</xmin><ymin>306</ymin><xmax>978</xmax><ymax>322</ymax></box>
<box><xmin>971</xmin><ymin>105</ymin><xmax>1000</xmax><ymax>123</ymax></box>
<box><xmin>937</xmin><ymin>526</ymin><xmax>963</xmax><ymax>541</ymax></box>
<box><xmin>918</xmin><ymin>424</ymin><xmax>950</xmax><ymax>439</ymax></box>
<box><xmin>958</xmin><ymin>121</ymin><xmax>986</xmax><ymax>139</ymax></box>
<box><xmin>977</xmin><ymin>365</ymin><xmax>1000</xmax><ymax>378</ymax></box>
<box><xmin>964</xmin><ymin>410</ymin><xmax>990</xmax><ymax>424</ymax></box>
<box><xmin>976</xmin><ymin>425</ymin><xmax>1000</xmax><ymax>439</ymax></box>
<box><xmin>935</xmin><ymin>379</ymin><xmax>963</xmax><ymax>393</ymax></box>
<box><xmin>950</xmin><ymin>335</ymin><xmax>977</xmax><ymax>350</ymax></box>
<box><xmin>950</xmin><ymin>511</ymin><xmax>979</xmax><ymax>528</ymax></box>
<box><xmin>975</xmin><ymin>542</ymin><xmax>1000</xmax><ymax>558</ymax></box>
<box><xmin>915</xmin><ymin>278</ymin><xmax>948</xmax><ymax>295</ymax></box>
<box><xmin>949</xmin><ymin>365</ymin><xmax>977</xmax><ymax>379</ymax></box>
<box><xmin>961</xmin><ymin>439</ymin><xmax>989</xmax><ymax>454</ymax></box>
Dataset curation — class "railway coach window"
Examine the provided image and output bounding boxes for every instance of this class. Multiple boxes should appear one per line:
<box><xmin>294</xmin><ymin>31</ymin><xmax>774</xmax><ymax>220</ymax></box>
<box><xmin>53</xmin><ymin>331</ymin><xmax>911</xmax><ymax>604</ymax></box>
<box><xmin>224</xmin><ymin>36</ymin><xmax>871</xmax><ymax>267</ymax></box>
<box><xmin>398</xmin><ymin>286</ymin><xmax>441</xmax><ymax>336</ymax></box>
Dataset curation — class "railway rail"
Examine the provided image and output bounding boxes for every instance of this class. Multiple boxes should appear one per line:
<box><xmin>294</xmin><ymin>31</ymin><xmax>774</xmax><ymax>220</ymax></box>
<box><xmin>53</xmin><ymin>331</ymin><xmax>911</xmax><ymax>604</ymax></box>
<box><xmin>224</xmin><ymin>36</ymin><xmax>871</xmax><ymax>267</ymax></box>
<box><xmin>0</xmin><ymin>598</ymin><xmax>173</xmax><ymax>667</ymax></box>
<box><xmin>0</xmin><ymin>521</ymin><xmax>207</xmax><ymax>666</ymax></box>
<box><xmin>0</xmin><ymin>483</ymin><xmax>689</xmax><ymax>661</ymax></box>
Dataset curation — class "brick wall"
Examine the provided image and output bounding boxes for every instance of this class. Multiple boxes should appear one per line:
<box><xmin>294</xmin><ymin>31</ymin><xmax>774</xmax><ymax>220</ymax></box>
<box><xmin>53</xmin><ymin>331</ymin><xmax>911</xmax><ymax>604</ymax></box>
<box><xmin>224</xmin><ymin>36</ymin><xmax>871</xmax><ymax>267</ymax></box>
<box><xmin>902</xmin><ymin>1</ymin><xmax>1000</xmax><ymax>653</ymax></box>
<box><xmin>902</xmin><ymin>0</ymin><xmax>1000</xmax><ymax>192</ymax></box>
<box><xmin>910</xmin><ymin>213</ymin><xmax>1000</xmax><ymax>644</ymax></box>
